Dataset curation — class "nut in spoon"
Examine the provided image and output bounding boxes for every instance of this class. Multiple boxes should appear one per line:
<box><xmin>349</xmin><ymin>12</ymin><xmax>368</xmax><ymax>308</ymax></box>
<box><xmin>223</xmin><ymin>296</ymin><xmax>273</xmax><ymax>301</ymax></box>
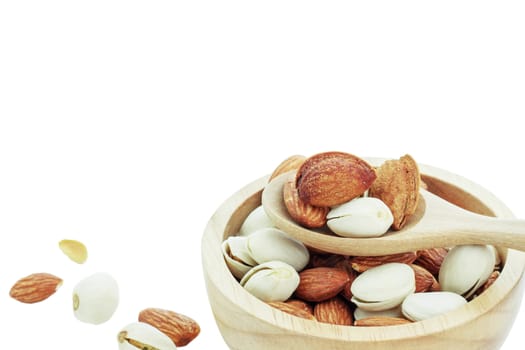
<box><xmin>262</xmin><ymin>172</ymin><xmax>525</xmax><ymax>256</ymax></box>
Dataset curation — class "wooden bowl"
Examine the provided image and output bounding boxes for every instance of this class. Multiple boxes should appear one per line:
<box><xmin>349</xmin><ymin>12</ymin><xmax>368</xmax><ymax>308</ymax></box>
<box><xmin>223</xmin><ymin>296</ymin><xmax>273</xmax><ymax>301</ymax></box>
<box><xmin>202</xmin><ymin>160</ymin><xmax>525</xmax><ymax>350</ymax></box>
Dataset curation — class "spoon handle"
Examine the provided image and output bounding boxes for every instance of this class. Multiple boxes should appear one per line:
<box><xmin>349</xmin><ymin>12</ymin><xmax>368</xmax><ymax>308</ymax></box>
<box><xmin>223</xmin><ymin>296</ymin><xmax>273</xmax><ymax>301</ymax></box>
<box><xmin>454</xmin><ymin>217</ymin><xmax>525</xmax><ymax>252</ymax></box>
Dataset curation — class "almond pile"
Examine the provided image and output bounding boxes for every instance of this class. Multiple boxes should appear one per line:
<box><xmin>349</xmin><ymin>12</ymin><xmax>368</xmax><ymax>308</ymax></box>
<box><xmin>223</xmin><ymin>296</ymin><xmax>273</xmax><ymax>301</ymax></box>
<box><xmin>224</xmin><ymin>151</ymin><xmax>502</xmax><ymax>327</ymax></box>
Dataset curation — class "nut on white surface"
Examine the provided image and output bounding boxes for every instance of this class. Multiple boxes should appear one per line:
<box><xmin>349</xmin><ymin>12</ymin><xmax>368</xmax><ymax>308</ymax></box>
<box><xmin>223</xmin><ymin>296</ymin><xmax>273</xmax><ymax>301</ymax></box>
<box><xmin>73</xmin><ymin>272</ymin><xmax>119</xmax><ymax>325</ymax></box>
<box><xmin>327</xmin><ymin>197</ymin><xmax>394</xmax><ymax>237</ymax></box>
<box><xmin>118</xmin><ymin>322</ymin><xmax>177</xmax><ymax>350</ymax></box>
<box><xmin>240</xmin><ymin>261</ymin><xmax>300</xmax><ymax>302</ymax></box>
<box><xmin>59</xmin><ymin>239</ymin><xmax>88</xmax><ymax>264</ymax></box>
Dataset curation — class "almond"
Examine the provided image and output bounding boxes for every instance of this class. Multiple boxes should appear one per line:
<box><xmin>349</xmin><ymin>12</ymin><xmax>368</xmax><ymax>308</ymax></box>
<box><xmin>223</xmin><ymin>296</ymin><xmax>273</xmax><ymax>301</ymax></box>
<box><xmin>9</xmin><ymin>272</ymin><xmax>62</xmax><ymax>304</ymax></box>
<box><xmin>314</xmin><ymin>296</ymin><xmax>353</xmax><ymax>326</ymax></box>
<box><xmin>138</xmin><ymin>308</ymin><xmax>200</xmax><ymax>347</ymax></box>
<box><xmin>351</xmin><ymin>252</ymin><xmax>418</xmax><ymax>273</ymax></box>
<box><xmin>295</xmin><ymin>267</ymin><xmax>350</xmax><ymax>302</ymax></box>
<box><xmin>339</xmin><ymin>268</ymin><xmax>358</xmax><ymax>301</ymax></box>
<box><xmin>415</xmin><ymin>247</ymin><xmax>448</xmax><ymax>276</ymax></box>
<box><xmin>285</xmin><ymin>299</ymin><xmax>314</xmax><ymax>316</ymax></box>
<box><xmin>354</xmin><ymin>316</ymin><xmax>411</xmax><ymax>327</ymax></box>
<box><xmin>269</xmin><ymin>155</ymin><xmax>307</xmax><ymax>182</ymax></box>
<box><xmin>296</xmin><ymin>151</ymin><xmax>376</xmax><ymax>207</ymax></box>
<box><xmin>309</xmin><ymin>253</ymin><xmax>347</xmax><ymax>268</ymax></box>
<box><xmin>283</xmin><ymin>174</ymin><xmax>329</xmax><ymax>228</ymax></box>
<box><xmin>369</xmin><ymin>154</ymin><xmax>420</xmax><ymax>230</ymax></box>
<box><xmin>268</xmin><ymin>301</ymin><xmax>316</xmax><ymax>320</ymax></box>
<box><xmin>410</xmin><ymin>264</ymin><xmax>438</xmax><ymax>293</ymax></box>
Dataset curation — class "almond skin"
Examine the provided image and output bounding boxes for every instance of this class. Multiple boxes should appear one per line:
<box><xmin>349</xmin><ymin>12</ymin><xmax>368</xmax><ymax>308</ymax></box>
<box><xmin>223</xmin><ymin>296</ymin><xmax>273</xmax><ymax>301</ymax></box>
<box><xmin>138</xmin><ymin>308</ymin><xmax>200</xmax><ymax>347</ymax></box>
<box><xmin>283</xmin><ymin>174</ymin><xmax>329</xmax><ymax>228</ymax></box>
<box><xmin>268</xmin><ymin>301</ymin><xmax>316</xmax><ymax>320</ymax></box>
<box><xmin>410</xmin><ymin>264</ymin><xmax>438</xmax><ymax>293</ymax></box>
<box><xmin>285</xmin><ymin>299</ymin><xmax>314</xmax><ymax>316</ymax></box>
<box><xmin>415</xmin><ymin>248</ymin><xmax>448</xmax><ymax>276</ymax></box>
<box><xmin>295</xmin><ymin>267</ymin><xmax>350</xmax><ymax>302</ymax></box>
<box><xmin>314</xmin><ymin>296</ymin><xmax>353</xmax><ymax>326</ymax></box>
<box><xmin>354</xmin><ymin>316</ymin><xmax>412</xmax><ymax>327</ymax></box>
<box><xmin>351</xmin><ymin>252</ymin><xmax>418</xmax><ymax>273</ymax></box>
<box><xmin>9</xmin><ymin>273</ymin><xmax>62</xmax><ymax>304</ymax></box>
<box><xmin>296</xmin><ymin>152</ymin><xmax>376</xmax><ymax>207</ymax></box>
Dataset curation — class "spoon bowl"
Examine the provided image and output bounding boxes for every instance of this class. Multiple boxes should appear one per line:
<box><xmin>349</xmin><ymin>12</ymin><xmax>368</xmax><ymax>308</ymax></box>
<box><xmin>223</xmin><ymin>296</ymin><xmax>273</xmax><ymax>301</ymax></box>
<box><xmin>262</xmin><ymin>168</ymin><xmax>525</xmax><ymax>256</ymax></box>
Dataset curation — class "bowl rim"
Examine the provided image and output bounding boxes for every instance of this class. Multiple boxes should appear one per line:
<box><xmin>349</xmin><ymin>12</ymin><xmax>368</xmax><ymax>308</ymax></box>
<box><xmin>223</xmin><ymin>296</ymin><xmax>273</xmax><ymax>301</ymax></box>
<box><xmin>202</xmin><ymin>159</ymin><xmax>525</xmax><ymax>342</ymax></box>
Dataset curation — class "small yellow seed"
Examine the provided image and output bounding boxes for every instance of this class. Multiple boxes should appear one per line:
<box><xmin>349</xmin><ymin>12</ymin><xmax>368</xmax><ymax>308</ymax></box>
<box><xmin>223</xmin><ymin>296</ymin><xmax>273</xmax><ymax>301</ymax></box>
<box><xmin>59</xmin><ymin>239</ymin><xmax>88</xmax><ymax>264</ymax></box>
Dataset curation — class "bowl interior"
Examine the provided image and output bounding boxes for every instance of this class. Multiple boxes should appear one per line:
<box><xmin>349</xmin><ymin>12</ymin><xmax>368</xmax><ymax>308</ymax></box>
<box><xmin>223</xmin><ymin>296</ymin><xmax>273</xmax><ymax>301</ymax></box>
<box><xmin>204</xmin><ymin>165</ymin><xmax>525</xmax><ymax>349</ymax></box>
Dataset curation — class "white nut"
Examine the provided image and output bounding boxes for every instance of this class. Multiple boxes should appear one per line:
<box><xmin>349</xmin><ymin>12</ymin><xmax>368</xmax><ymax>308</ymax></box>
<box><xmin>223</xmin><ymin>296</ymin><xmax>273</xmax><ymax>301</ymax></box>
<box><xmin>118</xmin><ymin>322</ymin><xmax>177</xmax><ymax>350</ymax></box>
<box><xmin>240</xmin><ymin>261</ymin><xmax>300</xmax><ymax>302</ymax></box>
<box><xmin>351</xmin><ymin>263</ymin><xmax>415</xmax><ymax>311</ymax></box>
<box><xmin>439</xmin><ymin>245</ymin><xmax>495</xmax><ymax>299</ymax></box>
<box><xmin>238</xmin><ymin>205</ymin><xmax>275</xmax><ymax>236</ymax></box>
<box><xmin>73</xmin><ymin>272</ymin><xmax>119</xmax><ymax>325</ymax></box>
<box><xmin>401</xmin><ymin>291</ymin><xmax>467</xmax><ymax>321</ymax></box>
<box><xmin>222</xmin><ymin>236</ymin><xmax>257</xmax><ymax>279</ymax></box>
<box><xmin>247</xmin><ymin>228</ymin><xmax>309</xmax><ymax>271</ymax></box>
<box><xmin>326</xmin><ymin>197</ymin><xmax>394</xmax><ymax>237</ymax></box>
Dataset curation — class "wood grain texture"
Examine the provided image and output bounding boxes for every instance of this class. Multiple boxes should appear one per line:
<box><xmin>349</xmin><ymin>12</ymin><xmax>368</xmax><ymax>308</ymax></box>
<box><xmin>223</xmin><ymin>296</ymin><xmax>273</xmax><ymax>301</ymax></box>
<box><xmin>202</xmin><ymin>160</ymin><xmax>525</xmax><ymax>350</ymax></box>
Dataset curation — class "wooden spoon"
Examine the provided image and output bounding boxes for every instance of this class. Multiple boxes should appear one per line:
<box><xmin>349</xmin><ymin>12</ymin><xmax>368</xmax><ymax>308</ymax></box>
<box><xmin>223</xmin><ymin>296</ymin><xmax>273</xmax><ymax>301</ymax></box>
<box><xmin>261</xmin><ymin>173</ymin><xmax>525</xmax><ymax>256</ymax></box>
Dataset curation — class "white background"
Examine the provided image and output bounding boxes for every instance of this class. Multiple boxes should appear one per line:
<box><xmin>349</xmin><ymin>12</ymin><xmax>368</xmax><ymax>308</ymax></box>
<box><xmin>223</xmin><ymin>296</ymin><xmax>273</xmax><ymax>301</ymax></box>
<box><xmin>1</xmin><ymin>1</ymin><xmax>524</xmax><ymax>349</ymax></box>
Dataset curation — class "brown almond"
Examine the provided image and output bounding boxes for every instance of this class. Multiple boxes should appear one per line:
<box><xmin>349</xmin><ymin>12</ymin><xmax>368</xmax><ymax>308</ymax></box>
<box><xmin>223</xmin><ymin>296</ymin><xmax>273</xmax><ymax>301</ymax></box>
<box><xmin>415</xmin><ymin>247</ymin><xmax>448</xmax><ymax>276</ymax></box>
<box><xmin>351</xmin><ymin>252</ymin><xmax>418</xmax><ymax>272</ymax></box>
<box><xmin>295</xmin><ymin>267</ymin><xmax>350</xmax><ymax>302</ymax></box>
<box><xmin>369</xmin><ymin>154</ymin><xmax>420</xmax><ymax>230</ymax></box>
<box><xmin>309</xmin><ymin>253</ymin><xmax>347</xmax><ymax>268</ymax></box>
<box><xmin>138</xmin><ymin>308</ymin><xmax>200</xmax><ymax>347</ymax></box>
<box><xmin>285</xmin><ymin>299</ymin><xmax>315</xmax><ymax>316</ymax></box>
<box><xmin>354</xmin><ymin>316</ymin><xmax>412</xmax><ymax>327</ymax></box>
<box><xmin>269</xmin><ymin>155</ymin><xmax>307</xmax><ymax>182</ymax></box>
<box><xmin>283</xmin><ymin>174</ymin><xmax>329</xmax><ymax>228</ymax></box>
<box><xmin>9</xmin><ymin>273</ymin><xmax>62</xmax><ymax>304</ymax></box>
<box><xmin>296</xmin><ymin>151</ymin><xmax>376</xmax><ymax>207</ymax></box>
<box><xmin>314</xmin><ymin>296</ymin><xmax>353</xmax><ymax>326</ymax></box>
<box><xmin>268</xmin><ymin>301</ymin><xmax>316</xmax><ymax>320</ymax></box>
<box><xmin>410</xmin><ymin>264</ymin><xmax>438</xmax><ymax>293</ymax></box>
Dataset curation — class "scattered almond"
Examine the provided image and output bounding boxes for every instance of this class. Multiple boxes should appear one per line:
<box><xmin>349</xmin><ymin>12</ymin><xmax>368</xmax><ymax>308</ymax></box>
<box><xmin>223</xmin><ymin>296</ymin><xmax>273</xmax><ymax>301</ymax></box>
<box><xmin>9</xmin><ymin>272</ymin><xmax>63</xmax><ymax>304</ymax></box>
<box><xmin>138</xmin><ymin>308</ymin><xmax>200</xmax><ymax>347</ymax></box>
